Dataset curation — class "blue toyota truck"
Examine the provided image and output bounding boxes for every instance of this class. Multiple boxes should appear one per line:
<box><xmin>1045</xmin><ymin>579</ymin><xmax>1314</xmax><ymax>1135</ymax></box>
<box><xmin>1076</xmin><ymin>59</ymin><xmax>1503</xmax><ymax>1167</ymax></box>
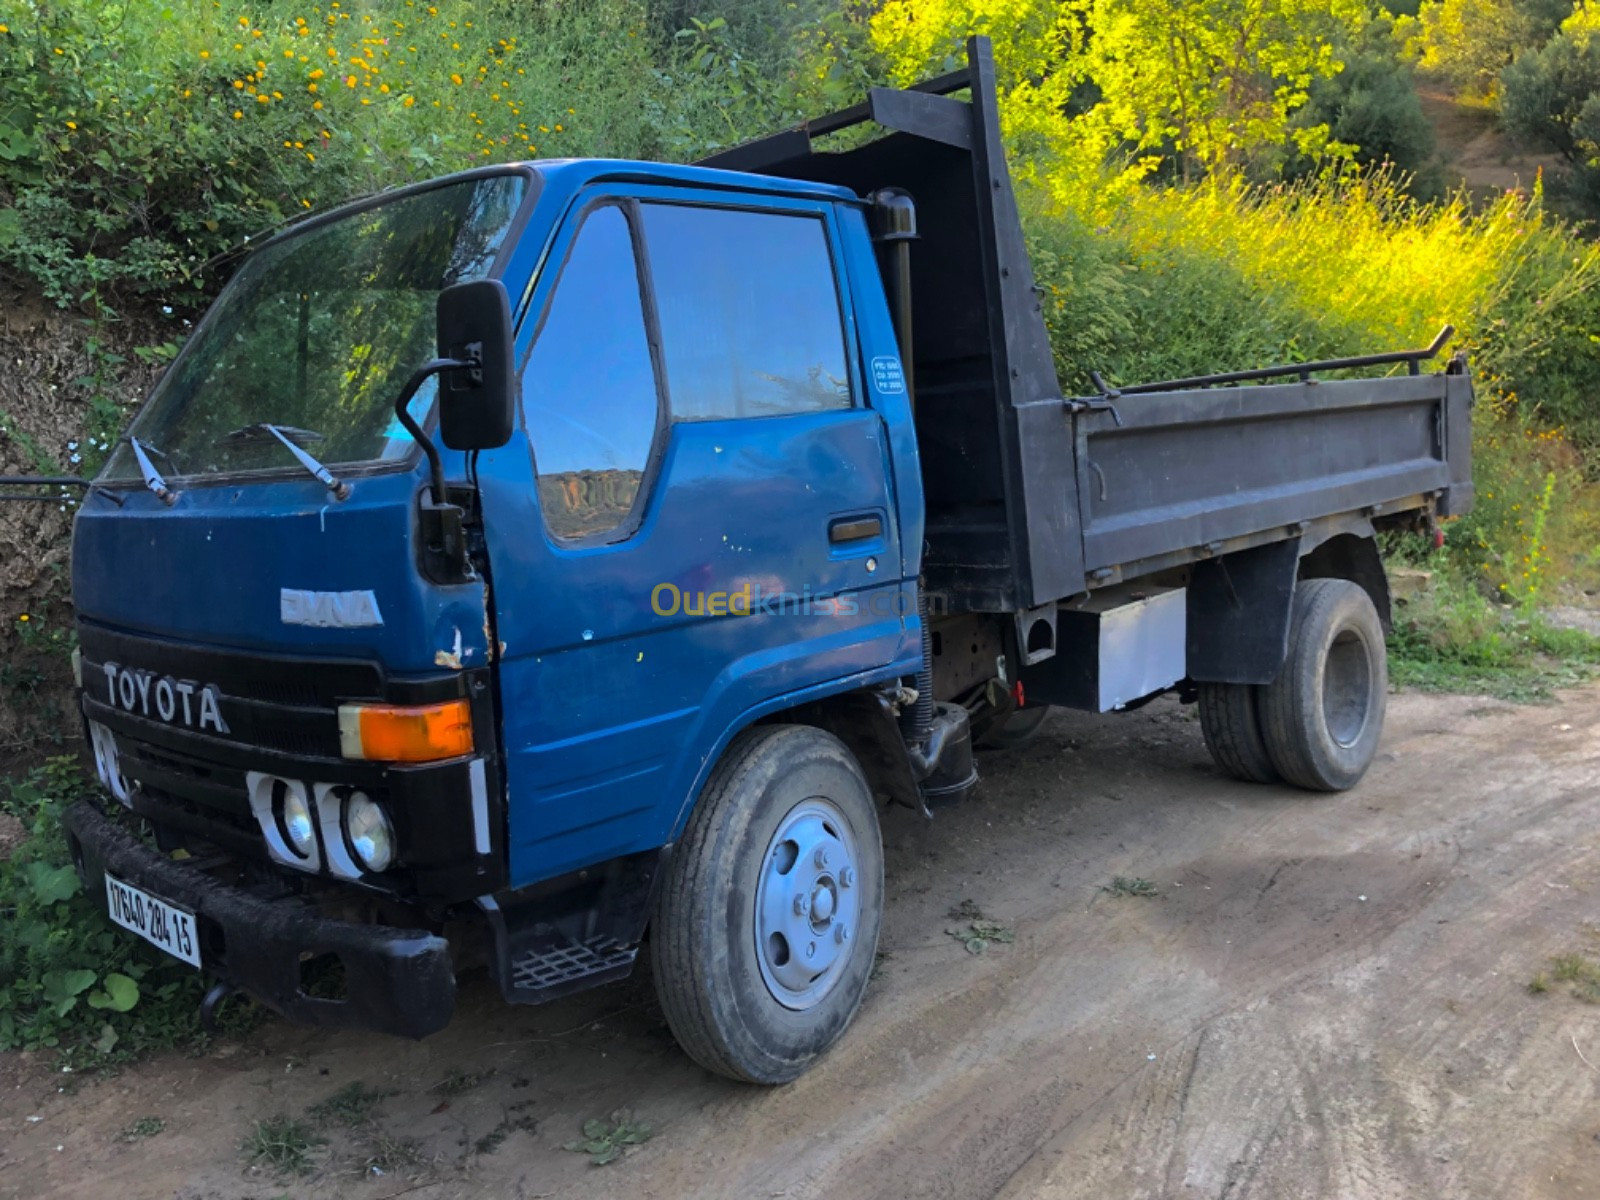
<box><xmin>38</xmin><ymin>39</ymin><xmax>1472</xmax><ymax>1083</ymax></box>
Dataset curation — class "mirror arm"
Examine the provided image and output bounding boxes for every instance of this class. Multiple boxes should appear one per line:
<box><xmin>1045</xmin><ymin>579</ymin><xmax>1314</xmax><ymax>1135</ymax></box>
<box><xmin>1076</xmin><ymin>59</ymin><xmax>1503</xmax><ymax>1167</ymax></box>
<box><xmin>393</xmin><ymin>356</ymin><xmax>473</xmax><ymax>504</ymax></box>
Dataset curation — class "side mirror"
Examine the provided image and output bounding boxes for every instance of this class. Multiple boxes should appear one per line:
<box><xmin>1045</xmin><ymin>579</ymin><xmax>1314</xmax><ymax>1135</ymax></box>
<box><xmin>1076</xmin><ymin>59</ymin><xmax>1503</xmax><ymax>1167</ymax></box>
<box><xmin>435</xmin><ymin>278</ymin><xmax>516</xmax><ymax>451</ymax></box>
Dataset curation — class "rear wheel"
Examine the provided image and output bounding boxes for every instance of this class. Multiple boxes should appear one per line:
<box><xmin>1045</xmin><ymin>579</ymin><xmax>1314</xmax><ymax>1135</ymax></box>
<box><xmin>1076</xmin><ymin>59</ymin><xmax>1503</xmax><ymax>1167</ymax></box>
<box><xmin>974</xmin><ymin>704</ymin><xmax>1051</xmax><ymax>751</ymax></box>
<box><xmin>1258</xmin><ymin>579</ymin><xmax>1387</xmax><ymax>792</ymax></box>
<box><xmin>651</xmin><ymin>724</ymin><xmax>883</xmax><ymax>1084</ymax></box>
<box><xmin>1197</xmin><ymin>682</ymin><xmax>1279</xmax><ymax>784</ymax></box>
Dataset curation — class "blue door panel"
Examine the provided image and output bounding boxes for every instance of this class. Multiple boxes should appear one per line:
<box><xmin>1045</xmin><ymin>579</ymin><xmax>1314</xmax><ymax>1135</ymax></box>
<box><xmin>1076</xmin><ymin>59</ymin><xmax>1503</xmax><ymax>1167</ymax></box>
<box><xmin>478</xmin><ymin>184</ymin><xmax>918</xmax><ymax>890</ymax></box>
<box><xmin>481</xmin><ymin>408</ymin><xmax>907</xmax><ymax>885</ymax></box>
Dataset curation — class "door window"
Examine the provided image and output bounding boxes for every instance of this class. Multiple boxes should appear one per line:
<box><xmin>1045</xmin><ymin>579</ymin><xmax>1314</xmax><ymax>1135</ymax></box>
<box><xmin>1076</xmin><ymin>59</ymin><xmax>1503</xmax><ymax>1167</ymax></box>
<box><xmin>523</xmin><ymin>204</ymin><xmax>661</xmax><ymax>542</ymax></box>
<box><xmin>641</xmin><ymin>204</ymin><xmax>851</xmax><ymax>422</ymax></box>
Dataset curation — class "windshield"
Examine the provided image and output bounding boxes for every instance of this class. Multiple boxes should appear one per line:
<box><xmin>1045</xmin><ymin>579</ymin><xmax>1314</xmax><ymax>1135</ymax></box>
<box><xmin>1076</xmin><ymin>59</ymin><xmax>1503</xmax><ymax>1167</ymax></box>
<box><xmin>101</xmin><ymin>173</ymin><xmax>527</xmax><ymax>484</ymax></box>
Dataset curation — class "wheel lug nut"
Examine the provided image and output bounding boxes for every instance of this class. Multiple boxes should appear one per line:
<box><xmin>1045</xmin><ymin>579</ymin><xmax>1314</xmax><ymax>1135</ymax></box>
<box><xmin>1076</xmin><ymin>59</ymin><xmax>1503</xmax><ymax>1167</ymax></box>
<box><xmin>815</xmin><ymin>847</ymin><xmax>830</xmax><ymax>869</ymax></box>
<box><xmin>835</xmin><ymin>924</ymin><xmax>849</xmax><ymax>944</ymax></box>
<box><xmin>806</xmin><ymin>941</ymin><xmax>816</xmax><ymax>959</ymax></box>
<box><xmin>794</xmin><ymin>895</ymin><xmax>809</xmax><ymax>916</ymax></box>
<box><xmin>840</xmin><ymin>866</ymin><xmax>855</xmax><ymax>888</ymax></box>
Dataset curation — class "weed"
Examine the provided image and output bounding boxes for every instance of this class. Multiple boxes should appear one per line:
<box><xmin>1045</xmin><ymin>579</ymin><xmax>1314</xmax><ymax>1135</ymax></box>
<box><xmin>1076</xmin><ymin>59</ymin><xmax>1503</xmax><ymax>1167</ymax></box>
<box><xmin>947</xmin><ymin>920</ymin><xmax>1015</xmax><ymax>955</ymax></box>
<box><xmin>947</xmin><ymin>898</ymin><xmax>985</xmax><ymax>921</ymax></box>
<box><xmin>1550</xmin><ymin>952</ymin><xmax>1600</xmax><ymax>1003</ymax></box>
<box><xmin>1103</xmin><ymin>876</ymin><xmax>1160</xmax><ymax>898</ymax></box>
<box><xmin>1527</xmin><ymin>972</ymin><xmax>1550</xmax><ymax>994</ymax></box>
<box><xmin>431</xmin><ymin>1068</ymin><xmax>490</xmax><ymax>1096</ymax></box>
<box><xmin>475</xmin><ymin>1105</ymin><xmax>538</xmax><ymax>1156</ymax></box>
<box><xmin>0</xmin><ymin>759</ymin><xmax>256</xmax><ymax>1065</ymax></box>
<box><xmin>1389</xmin><ymin>571</ymin><xmax>1600</xmax><ymax>701</ymax></box>
<box><xmin>308</xmin><ymin>1081</ymin><xmax>394</xmax><ymax>1128</ymax></box>
<box><xmin>562</xmin><ymin>1109</ymin><xmax>653</xmax><ymax>1167</ymax></box>
<box><xmin>241</xmin><ymin>1115</ymin><xmax>323</xmax><ymax>1178</ymax></box>
<box><xmin>119</xmin><ymin>1116</ymin><xmax>165</xmax><ymax>1142</ymax></box>
<box><xmin>359</xmin><ymin>1130</ymin><xmax>429</xmax><ymax>1180</ymax></box>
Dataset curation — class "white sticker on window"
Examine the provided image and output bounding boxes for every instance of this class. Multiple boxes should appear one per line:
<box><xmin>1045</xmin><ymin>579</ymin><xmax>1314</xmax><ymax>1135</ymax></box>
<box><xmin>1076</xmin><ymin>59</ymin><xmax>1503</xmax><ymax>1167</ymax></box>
<box><xmin>871</xmin><ymin>356</ymin><xmax>906</xmax><ymax>395</ymax></box>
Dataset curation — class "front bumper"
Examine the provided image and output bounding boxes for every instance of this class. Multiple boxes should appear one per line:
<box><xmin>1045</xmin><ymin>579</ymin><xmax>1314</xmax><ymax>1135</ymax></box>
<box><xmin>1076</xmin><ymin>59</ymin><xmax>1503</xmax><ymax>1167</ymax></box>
<box><xmin>65</xmin><ymin>801</ymin><xmax>456</xmax><ymax>1039</ymax></box>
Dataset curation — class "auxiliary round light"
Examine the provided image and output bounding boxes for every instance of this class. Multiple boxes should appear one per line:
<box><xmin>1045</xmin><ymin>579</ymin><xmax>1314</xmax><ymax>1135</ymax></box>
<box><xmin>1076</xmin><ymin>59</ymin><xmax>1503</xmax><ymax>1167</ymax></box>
<box><xmin>278</xmin><ymin>786</ymin><xmax>317</xmax><ymax>860</ymax></box>
<box><xmin>344</xmin><ymin>792</ymin><xmax>396</xmax><ymax>873</ymax></box>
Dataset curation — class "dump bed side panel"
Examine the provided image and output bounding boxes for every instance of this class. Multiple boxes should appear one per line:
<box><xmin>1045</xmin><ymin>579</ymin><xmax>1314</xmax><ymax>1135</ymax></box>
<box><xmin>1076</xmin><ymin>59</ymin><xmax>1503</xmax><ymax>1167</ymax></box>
<box><xmin>1076</xmin><ymin>372</ymin><xmax>1467</xmax><ymax>574</ymax></box>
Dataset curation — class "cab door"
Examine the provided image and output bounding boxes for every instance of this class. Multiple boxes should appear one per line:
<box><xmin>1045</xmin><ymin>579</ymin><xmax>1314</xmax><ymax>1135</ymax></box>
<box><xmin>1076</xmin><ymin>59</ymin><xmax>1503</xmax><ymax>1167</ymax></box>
<box><xmin>477</xmin><ymin>186</ymin><xmax>908</xmax><ymax>887</ymax></box>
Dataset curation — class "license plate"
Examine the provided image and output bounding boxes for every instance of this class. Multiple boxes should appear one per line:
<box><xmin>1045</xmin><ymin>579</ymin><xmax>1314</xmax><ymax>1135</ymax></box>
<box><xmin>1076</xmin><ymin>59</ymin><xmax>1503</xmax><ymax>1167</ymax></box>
<box><xmin>105</xmin><ymin>874</ymin><xmax>201</xmax><ymax>968</ymax></box>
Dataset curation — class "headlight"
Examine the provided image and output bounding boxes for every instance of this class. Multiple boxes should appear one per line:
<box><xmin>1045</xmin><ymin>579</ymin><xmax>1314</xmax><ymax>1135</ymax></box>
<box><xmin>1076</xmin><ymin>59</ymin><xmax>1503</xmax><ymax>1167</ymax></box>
<box><xmin>344</xmin><ymin>792</ymin><xmax>395</xmax><ymax>873</ymax></box>
<box><xmin>277</xmin><ymin>785</ymin><xmax>317</xmax><ymax>860</ymax></box>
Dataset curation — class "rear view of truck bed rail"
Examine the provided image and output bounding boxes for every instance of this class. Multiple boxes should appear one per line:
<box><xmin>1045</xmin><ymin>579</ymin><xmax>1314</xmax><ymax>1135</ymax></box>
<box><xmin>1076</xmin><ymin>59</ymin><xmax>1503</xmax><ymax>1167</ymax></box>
<box><xmin>1071</xmin><ymin>338</ymin><xmax>1474</xmax><ymax>584</ymax></box>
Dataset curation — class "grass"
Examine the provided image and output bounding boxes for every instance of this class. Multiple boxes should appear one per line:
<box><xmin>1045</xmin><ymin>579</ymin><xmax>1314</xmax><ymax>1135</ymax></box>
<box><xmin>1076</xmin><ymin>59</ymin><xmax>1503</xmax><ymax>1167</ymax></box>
<box><xmin>241</xmin><ymin>1115</ymin><xmax>323</xmax><ymax>1178</ymax></box>
<box><xmin>431</xmin><ymin>1068</ymin><xmax>491</xmax><ymax>1096</ymax></box>
<box><xmin>474</xmin><ymin>1103</ymin><xmax>539</xmax><ymax>1156</ymax></box>
<box><xmin>308</xmin><ymin>1081</ymin><xmax>395</xmax><ymax>1128</ymax></box>
<box><xmin>1549</xmin><ymin>952</ymin><xmax>1600</xmax><ymax>1003</ymax></box>
<box><xmin>119</xmin><ymin>1116</ymin><xmax>165</xmax><ymax>1142</ymax></box>
<box><xmin>1103</xmin><ymin>876</ymin><xmax>1160</xmax><ymax>898</ymax></box>
<box><xmin>359</xmin><ymin>1130</ymin><xmax>429</xmax><ymax>1180</ymax></box>
<box><xmin>1388</xmin><ymin>570</ymin><xmax>1600</xmax><ymax>702</ymax></box>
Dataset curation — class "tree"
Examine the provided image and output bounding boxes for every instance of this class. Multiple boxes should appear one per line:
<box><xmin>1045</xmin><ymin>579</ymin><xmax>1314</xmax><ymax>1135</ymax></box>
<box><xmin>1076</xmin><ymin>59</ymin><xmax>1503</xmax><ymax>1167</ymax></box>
<box><xmin>1500</xmin><ymin>3</ymin><xmax>1600</xmax><ymax>212</ymax></box>
<box><xmin>1078</xmin><ymin>0</ymin><xmax>1366</xmax><ymax>179</ymax></box>
<box><xmin>1293</xmin><ymin>13</ymin><xmax>1437</xmax><ymax>182</ymax></box>
<box><xmin>868</xmin><ymin>0</ymin><xmax>1365</xmax><ymax>181</ymax></box>
<box><xmin>1412</xmin><ymin>0</ymin><xmax>1572</xmax><ymax>99</ymax></box>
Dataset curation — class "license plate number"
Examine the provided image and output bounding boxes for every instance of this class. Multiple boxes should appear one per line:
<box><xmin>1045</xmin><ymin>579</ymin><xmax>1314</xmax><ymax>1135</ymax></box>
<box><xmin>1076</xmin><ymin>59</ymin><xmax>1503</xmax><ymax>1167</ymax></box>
<box><xmin>105</xmin><ymin>874</ymin><xmax>201</xmax><ymax>968</ymax></box>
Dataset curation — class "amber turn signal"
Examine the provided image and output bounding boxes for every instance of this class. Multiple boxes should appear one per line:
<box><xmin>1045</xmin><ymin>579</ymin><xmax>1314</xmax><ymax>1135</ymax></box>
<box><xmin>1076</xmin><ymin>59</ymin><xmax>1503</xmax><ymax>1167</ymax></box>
<box><xmin>337</xmin><ymin>699</ymin><xmax>474</xmax><ymax>762</ymax></box>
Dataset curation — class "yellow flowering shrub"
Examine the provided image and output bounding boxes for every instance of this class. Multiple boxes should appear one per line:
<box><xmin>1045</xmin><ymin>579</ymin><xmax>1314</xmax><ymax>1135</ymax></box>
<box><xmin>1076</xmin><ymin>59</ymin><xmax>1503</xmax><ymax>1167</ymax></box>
<box><xmin>0</xmin><ymin>0</ymin><xmax>682</xmax><ymax>308</ymax></box>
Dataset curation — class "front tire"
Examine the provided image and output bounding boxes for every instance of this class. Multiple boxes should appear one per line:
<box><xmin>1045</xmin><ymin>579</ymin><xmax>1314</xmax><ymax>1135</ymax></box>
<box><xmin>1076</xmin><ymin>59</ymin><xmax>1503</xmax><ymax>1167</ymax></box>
<box><xmin>651</xmin><ymin>724</ymin><xmax>883</xmax><ymax>1084</ymax></box>
<box><xmin>1258</xmin><ymin>579</ymin><xmax>1387</xmax><ymax>791</ymax></box>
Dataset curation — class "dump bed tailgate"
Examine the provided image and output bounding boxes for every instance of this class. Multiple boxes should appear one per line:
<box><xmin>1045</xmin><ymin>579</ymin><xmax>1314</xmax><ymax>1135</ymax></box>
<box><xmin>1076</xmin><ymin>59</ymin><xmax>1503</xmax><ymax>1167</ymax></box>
<box><xmin>1075</xmin><ymin>368</ymin><xmax>1474</xmax><ymax>577</ymax></box>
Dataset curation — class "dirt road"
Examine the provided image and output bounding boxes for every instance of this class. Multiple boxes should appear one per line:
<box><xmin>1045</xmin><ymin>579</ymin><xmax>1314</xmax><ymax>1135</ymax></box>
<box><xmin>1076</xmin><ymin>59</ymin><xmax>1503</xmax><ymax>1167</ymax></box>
<box><xmin>4</xmin><ymin>686</ymin><xmax>1600</xmax><ymax>1200</ymax></box>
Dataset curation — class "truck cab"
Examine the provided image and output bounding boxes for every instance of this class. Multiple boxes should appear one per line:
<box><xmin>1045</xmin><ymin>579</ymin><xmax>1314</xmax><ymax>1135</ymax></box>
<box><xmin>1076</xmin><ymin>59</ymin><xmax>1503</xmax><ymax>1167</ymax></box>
<box><xmin>61</xmin><ymin>38</ymin><xmax>1472</xmax><ymax>1084</ymax></box>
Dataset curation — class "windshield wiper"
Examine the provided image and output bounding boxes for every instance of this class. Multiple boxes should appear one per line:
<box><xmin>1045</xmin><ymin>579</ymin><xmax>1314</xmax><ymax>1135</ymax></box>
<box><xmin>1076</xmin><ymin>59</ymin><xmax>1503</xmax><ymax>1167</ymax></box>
<box><xmin>222</xmin><ymin>422</ymin><xmax>325</xmax><ymax>446</ymax></box>
<box><xmin>231</xmin><ymin>423</ymin><xmax>351</xmax><ymax>500</ymax></box>
<box><xmin>128</xmin><ymin>437</ymin><xmax>177</xmax><ymax>506</ymax></box>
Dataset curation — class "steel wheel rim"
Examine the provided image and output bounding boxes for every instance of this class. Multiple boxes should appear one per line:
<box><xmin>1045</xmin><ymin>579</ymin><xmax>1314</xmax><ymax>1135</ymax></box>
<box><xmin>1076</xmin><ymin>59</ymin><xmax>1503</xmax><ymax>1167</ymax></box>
<box><xmin>1322</xmin><ymin>627</ymin><xmax>1372</xmax><ymax>748</ymax></box>
<box><xmin>754</xmin><ymin>796</ymin><xmax>862</xmax><ymax>1011</ymax></box>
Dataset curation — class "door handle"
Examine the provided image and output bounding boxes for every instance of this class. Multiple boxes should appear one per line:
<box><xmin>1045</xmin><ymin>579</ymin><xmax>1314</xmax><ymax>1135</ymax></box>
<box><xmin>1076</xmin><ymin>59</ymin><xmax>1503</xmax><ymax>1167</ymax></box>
<box><xmin>829</xmin><ymin>515</ymin><xmax>882</xmax><ymax>544</ymax></box>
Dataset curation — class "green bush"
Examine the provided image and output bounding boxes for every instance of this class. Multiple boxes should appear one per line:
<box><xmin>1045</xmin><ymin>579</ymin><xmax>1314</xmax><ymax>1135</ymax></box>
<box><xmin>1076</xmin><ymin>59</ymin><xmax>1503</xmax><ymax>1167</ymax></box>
<box><xmin>0</xmin><ymin>0</ymin><xmax>688</xmax><ymax>311</ymax></box>
<box><xmin>1412</xmin><ymin>0</ymin><xmax>1571</xmax><ymax>99</ymax></box>
<box><xmin>0</xmin><ymin>758</ymin><xmax>248</xmax><ymax>1062</ymax></box>
<box><xmin>1387</xmin><ymin>562</ymin><xmax>1600</xmax><ymax>700</ymax></box>
<box><xmin>1500</xmin><ymin>4</ymin><xmax>1600</xmax><ymax>218</ymax></box>
<box><xmin>1292</xmin><ymin>15</ymin><xmax>1438</xmax><ymax>187</ymax></box>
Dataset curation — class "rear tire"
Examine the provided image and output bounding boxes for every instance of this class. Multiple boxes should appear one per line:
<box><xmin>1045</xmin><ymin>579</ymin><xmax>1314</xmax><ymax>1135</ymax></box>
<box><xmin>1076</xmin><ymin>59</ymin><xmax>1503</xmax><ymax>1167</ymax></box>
<box><xmin>1197</xmin><ymin>682</ymin><xmax>1279</xmax><ymax>784</ymax></box>
<box><xmin>1258</xmin><ymin>579</ymin><xmax>1387</xmax><ymax>792</ymax></box>
<box><xmin>974</xmin><ymin>704</ymin><xmax>1051</xmax><ymax>751</ymax></box>
<box><xmin>651</xmin><ymin>724</ymin><xmax>883</xmax><ymax>1084</ymax></box>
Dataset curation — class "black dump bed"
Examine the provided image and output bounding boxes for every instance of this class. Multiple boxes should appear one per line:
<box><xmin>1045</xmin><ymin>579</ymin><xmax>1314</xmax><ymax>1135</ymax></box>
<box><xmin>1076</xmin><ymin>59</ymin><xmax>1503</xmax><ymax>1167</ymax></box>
<box><xmin>699</xmin><ymin>36</ymin><xmax>1474</xmax><ymax>615</ymax></box>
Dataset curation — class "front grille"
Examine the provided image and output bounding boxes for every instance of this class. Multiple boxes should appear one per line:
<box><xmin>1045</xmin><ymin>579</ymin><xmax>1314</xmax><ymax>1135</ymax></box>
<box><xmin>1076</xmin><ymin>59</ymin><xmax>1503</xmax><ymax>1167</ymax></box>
<box><xmin>75</xmin><ymin>619</ymin><xmax>489</xmax><ymax>899</ymax></box>
<box><xmin>78</xmin><ymin>619</ymin><xmax>390</xmax><ymax>852</ymax></box>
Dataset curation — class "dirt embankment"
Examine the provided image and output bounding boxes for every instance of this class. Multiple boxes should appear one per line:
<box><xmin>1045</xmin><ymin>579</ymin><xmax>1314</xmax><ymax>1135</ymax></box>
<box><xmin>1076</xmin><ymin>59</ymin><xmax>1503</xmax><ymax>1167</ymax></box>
<box><xmin>3</xmin><ymin>686</ymin><xmax>1600</xmax><ymax>1200</ymax></box>
<box><xmin>0</xmin><ymin>286</ymin><xmax>169</xmax><ymax>765</ymax></box>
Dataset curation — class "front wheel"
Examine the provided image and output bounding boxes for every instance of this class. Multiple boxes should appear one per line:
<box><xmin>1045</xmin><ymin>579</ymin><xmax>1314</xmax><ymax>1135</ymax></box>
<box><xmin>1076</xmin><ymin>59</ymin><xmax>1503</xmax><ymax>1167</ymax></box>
<box><xmin>651</xmin><ymin>724</ymin><xmax>883</xmax><ymax>1084</ymax></box>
